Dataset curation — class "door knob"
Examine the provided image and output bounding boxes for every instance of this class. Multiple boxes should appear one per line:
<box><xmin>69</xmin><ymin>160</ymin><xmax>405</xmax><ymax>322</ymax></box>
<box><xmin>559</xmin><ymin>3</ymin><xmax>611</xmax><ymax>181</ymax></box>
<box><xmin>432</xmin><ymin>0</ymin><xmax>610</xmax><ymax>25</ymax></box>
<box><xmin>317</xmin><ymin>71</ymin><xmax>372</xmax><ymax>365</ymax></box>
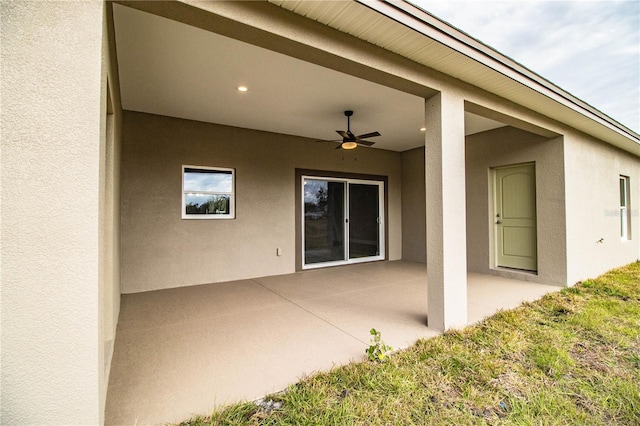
<box><xmin>496</xmin><ymin>220</ymin><xmax>503</xmax><ymax>224</ymax></box>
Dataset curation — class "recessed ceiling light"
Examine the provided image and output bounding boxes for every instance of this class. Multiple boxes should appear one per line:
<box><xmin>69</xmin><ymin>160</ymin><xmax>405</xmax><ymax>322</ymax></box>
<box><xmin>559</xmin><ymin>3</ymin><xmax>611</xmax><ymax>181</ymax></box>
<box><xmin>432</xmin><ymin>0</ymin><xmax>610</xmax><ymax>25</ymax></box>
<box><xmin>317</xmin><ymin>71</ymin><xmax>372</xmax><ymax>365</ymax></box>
<box><xmin>237</xmin><ymin>86</ymin><xmax>248</xmax><ymax>92</ymax></box>
<box><xmin>420</xmin><ymin>127</ymin><xmax>426</xmax><ymax>131</ymax></box>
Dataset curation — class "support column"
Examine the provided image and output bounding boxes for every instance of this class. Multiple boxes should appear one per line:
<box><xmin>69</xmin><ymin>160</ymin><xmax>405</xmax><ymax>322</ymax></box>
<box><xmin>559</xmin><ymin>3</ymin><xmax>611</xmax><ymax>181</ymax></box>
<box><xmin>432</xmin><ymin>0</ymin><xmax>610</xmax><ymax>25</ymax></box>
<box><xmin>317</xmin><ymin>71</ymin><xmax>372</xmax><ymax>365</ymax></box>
<box><xmin>425</xmin><ymin>92</ymin><xmax>468</xmax><ymax>331</ymax></box>
<box><xmin>1</xmin><ymin>1</ymin><xmax>104</xmax><ymax>424</ymax></box>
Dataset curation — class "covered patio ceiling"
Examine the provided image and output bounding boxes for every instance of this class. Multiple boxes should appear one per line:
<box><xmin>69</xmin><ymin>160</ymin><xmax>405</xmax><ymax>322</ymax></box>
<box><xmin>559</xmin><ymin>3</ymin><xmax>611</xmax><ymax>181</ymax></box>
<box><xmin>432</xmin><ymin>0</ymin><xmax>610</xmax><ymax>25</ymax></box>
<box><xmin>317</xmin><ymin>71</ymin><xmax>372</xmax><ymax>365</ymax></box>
<box><xmin>112</xmin><ymin>3</ymin><xmax>506</xmax><ymax>152</ymax></box>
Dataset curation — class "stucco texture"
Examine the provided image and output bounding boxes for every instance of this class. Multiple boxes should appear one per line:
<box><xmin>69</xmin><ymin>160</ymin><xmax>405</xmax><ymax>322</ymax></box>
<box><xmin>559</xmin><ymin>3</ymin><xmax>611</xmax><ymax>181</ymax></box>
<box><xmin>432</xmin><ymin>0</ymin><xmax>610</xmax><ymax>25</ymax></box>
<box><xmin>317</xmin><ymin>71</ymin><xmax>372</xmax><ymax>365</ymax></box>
<box><xmin>120</xmin><ymin>111</ymin><xmax>402</xmax><ymax>293</ymax></box>
<box><xmin>564</xmin><ymin>134</ymin><xmax>640</xmax><ymax>283</ymax></box>
<box><xmin>401</xmin><ymin>147</ymin><xmax>426</xmax><ymax>262</ymax></box>
<box><xmin>465</xmin><ymin>126</ymin><xmax>568</xmax><ymax>285</ymax></box>
<box><xmin>1</xmin><ymin>1</ymin><xmax>104</xmax><ymax>424</ymax></box>
<box><xmin>99</xmin><ymin>3</ymin><xmax>123</xmax><ymax>418</ymax></box>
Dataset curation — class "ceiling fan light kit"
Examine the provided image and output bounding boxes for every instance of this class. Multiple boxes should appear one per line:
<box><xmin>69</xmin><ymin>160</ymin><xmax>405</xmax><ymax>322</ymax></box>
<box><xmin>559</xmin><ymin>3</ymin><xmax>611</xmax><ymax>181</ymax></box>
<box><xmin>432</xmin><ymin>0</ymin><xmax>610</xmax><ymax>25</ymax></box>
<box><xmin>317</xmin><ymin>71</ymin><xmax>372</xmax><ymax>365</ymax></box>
<box><xmin>341</xmin><ymin>141</ymin><xmax>358</xmax><ymax>150</ymax></box>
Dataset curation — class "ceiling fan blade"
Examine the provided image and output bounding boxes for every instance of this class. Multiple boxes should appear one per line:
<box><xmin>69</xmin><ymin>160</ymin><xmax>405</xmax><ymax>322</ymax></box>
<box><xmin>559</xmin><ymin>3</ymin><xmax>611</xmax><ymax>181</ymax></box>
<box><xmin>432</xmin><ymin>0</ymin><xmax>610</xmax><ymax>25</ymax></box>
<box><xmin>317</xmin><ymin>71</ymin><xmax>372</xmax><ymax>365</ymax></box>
<box><xmin>336</xmin><ymin>130</ymin><xmax>350</xmax><ymax>139</ymax></box>
<box><xmin>335</xmin><ymin>143</ymin><xmax>344</xmax><ymax>149</ymax></box>
<box><xmin>357</xmin><ymin>140</ymin><xmax>375</xmax><ymax>147</ymax></box>
<box><xmin>356</xmin><ymin>131</ymin><xmax>381</xmax><ymax>139</ymax></box>
<box><xmin>347</xmin><ymin>130</ymin><xmax>356</xmax><ymax>140</ymax></box>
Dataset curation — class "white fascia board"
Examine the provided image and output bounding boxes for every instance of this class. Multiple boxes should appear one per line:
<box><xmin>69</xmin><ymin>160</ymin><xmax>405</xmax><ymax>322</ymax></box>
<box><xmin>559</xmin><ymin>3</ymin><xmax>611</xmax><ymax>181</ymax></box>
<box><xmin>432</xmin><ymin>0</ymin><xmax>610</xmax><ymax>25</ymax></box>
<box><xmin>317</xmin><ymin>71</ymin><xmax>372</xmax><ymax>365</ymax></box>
<box><xmin>356</xmin><ymin>0</ymin><xmax>640</xmax><ymax>148</ymax></box>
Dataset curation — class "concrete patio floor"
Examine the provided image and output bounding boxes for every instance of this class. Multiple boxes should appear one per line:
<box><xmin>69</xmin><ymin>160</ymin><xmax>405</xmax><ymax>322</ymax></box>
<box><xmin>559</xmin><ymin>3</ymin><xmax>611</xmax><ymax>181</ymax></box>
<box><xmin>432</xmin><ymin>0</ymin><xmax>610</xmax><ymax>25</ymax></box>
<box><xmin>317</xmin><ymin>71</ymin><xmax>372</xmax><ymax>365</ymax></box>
<box><xmin>105</xmin><ymin>261</ymin><xmax>560</xmax><ymax>425</ymax></box>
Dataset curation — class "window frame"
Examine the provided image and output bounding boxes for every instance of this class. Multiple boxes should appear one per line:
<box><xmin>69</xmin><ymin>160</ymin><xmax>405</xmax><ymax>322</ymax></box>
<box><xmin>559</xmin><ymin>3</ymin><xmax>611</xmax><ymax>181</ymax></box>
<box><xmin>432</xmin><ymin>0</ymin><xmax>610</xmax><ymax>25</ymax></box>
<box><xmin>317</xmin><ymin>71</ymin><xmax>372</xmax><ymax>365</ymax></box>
<box><xmin>182</xmin><ymin>165</ymin><xmax>235</xmax><ymax>220</ymax></box>
<box><xmin>620</xmin><ymin>175</ymin><xmax>631</xmax><ymax>240</ymax></box>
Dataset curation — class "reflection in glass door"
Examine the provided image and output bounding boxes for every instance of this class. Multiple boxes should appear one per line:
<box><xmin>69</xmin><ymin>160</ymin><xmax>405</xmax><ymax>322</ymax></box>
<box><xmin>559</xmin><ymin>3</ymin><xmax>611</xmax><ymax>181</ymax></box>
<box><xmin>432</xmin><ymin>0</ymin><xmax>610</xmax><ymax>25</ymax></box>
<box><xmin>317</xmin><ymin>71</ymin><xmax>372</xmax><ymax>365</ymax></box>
<box><xmin>349</xmin><ymin>183</ymin><xmax>380</xmax><ymax>259</ymax></box>
<box><xmin>303</xmin><ymin>179</ymin><xmax>345</xmax><ymax>265</ymax></box>
<box><xmin>303</xmin><ymin>176</ymin><xmax>384</xmax><ymax>268</ymax></box>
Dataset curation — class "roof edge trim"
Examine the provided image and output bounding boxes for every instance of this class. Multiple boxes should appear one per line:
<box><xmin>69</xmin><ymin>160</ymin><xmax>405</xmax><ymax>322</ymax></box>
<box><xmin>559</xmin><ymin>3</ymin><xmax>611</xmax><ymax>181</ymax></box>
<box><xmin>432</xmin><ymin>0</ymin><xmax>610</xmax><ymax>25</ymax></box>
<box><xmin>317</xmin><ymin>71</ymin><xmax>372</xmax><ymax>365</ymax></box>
<box><xmin>356</xmin><ymin>0</ymin><xmax>639</xmax><ymax>144</ymax></box>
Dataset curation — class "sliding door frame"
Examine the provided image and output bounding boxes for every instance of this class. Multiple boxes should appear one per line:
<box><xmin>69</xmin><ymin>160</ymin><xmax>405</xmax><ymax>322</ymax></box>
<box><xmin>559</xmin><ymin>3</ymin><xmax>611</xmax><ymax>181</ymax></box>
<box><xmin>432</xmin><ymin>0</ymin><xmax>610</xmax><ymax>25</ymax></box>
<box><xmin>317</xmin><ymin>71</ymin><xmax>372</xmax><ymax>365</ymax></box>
<box><xmin>295</xmin><ymin>169</ymin><xmax>388</xmax><ymax>271</ymax></box>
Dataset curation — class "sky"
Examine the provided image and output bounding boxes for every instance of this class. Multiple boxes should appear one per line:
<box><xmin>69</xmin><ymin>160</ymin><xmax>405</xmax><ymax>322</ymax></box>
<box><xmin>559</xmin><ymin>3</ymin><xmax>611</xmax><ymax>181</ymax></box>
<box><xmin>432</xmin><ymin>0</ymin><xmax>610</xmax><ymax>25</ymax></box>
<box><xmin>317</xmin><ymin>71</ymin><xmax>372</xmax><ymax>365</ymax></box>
<box><xmin>409</xmin><ymin>0</ymin><xmax>640</xmax><ymax>133</ymax></box>
<box><xmin>184</xmin><ymin>170</ymin><xmax>232</xmax><ymax>192</ymax></box>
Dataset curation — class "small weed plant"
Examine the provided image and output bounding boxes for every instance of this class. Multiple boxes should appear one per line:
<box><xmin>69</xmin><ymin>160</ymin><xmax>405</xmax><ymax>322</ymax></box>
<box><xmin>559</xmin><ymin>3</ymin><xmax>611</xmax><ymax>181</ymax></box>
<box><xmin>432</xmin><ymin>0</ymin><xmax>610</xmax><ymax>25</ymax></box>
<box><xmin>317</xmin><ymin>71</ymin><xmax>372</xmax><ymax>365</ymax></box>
<box><xmin>365</xmin><ymin>328</ymin><xmax>393</xmax><ymax>362</ymax></box>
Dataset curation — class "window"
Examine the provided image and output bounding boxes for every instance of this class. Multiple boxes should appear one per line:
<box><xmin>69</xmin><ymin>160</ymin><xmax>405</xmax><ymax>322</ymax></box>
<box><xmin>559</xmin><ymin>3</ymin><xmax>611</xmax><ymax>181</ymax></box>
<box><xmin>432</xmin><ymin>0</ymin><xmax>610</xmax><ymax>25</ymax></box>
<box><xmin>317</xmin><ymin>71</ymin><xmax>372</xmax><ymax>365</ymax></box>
<box><xmin>620</xmin><ymin>176</ymin><xmax>630</xmax><ymax>240</ymax></box>
<box><xmin>182</xmin><ymin>166</ymin><xmax>235</xmax><ymax>219</ymax></box>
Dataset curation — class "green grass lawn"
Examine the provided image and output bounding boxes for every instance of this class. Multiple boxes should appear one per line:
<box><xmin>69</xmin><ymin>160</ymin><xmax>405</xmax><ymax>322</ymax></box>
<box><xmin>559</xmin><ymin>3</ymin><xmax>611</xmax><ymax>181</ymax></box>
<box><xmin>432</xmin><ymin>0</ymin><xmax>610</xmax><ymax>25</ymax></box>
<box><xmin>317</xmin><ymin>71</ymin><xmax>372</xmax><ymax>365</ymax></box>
<box><xmin>179</xmin><ymin>262</ymin><xmax>640</xmax><ymax>425</ymax></box>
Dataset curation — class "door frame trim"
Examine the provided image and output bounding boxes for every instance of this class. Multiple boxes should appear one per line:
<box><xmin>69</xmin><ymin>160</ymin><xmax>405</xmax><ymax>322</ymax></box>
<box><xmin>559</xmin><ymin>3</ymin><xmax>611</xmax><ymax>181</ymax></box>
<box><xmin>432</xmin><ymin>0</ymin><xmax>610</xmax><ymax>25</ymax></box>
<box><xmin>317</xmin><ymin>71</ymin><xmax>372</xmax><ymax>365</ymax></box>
<box><xmin>295</xmin><ymin>169</ymin><xmax>388</xmax><ymax>271</ymax></box>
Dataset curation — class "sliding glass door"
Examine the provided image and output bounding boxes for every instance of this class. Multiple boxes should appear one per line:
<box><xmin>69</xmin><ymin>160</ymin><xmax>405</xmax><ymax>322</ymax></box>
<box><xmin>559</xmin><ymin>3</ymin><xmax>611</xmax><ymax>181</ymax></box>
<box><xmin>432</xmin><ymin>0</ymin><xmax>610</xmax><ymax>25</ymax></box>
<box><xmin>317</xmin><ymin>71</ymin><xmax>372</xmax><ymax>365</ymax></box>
<box><xmin>303</xmin><ymin>176</ymin><xmax>384</xmax><ymax>268</ymax></box>
<box><xmin>303</xmin><ymin>179</ymin><xmax>345</xmax><ymax>264</ymax></box>
<box><xmin>348</xmin><ymin>183</ymin><xmax>381</xmax><ymax>259</ymax></box>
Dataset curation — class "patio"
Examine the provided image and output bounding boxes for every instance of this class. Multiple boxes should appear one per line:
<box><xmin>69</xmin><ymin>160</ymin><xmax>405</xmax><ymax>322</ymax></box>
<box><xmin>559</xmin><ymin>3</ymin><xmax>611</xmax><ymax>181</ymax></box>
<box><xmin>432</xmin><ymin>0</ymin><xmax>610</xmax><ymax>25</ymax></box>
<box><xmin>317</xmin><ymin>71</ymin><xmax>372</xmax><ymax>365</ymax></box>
<box><xmin>105</xmin><ymin>261</ymin><xmax>560</xmax><ymax>425</ymax></box>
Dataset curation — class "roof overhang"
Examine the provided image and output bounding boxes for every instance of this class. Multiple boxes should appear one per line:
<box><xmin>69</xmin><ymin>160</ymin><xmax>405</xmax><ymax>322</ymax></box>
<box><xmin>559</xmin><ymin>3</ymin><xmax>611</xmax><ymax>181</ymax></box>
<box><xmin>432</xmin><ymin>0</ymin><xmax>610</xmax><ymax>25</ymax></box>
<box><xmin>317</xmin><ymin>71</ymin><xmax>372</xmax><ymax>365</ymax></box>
<box><xmin>269</xmin><ymin>0</ymin><xmax>640</xmax><ymax>156</ymax></box>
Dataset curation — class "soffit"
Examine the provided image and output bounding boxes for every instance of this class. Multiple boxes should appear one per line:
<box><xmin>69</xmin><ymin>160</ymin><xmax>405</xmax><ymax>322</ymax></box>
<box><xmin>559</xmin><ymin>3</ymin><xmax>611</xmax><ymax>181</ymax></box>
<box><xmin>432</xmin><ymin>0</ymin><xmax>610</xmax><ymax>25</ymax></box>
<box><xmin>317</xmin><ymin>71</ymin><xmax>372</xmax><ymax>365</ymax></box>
<box><xmin>269</xmin><ymin>0</ymin><xmax>640</xmax><ymax>155</ymax></box>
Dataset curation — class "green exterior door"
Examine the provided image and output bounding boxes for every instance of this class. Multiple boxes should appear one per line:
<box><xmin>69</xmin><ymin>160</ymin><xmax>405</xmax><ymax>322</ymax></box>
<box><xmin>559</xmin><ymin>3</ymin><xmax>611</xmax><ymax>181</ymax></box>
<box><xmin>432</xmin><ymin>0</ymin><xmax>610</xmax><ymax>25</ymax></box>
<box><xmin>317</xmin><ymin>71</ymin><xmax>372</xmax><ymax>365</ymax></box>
<box><xmin>494</xmin><ymin>163</ymin><xmax>537</xmax><ymax>271</ymax></box>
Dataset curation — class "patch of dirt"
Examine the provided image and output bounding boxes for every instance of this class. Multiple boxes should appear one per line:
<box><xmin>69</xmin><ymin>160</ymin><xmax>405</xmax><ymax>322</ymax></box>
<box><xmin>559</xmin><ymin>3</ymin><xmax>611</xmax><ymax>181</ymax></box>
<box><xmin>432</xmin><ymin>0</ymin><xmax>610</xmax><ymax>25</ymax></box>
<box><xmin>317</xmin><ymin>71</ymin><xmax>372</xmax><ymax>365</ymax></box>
<box><xmin>488</xmin><ymin>370</ymin><xmax>526</xmax><ymax>399</ymax></box>
<box><xmin>571</xmin><ymin>392</ymin><xmax>600</xmax><ymax>416</ymax></box>
<box><xmin>570</xmin><ymin>341</ymin><xmax>612</xmax><ymax>373</ymax></box>
<box><xmin>468</xmin><ymin>403</ymin><xmax>508</xmax><ymax>424</ymax></box>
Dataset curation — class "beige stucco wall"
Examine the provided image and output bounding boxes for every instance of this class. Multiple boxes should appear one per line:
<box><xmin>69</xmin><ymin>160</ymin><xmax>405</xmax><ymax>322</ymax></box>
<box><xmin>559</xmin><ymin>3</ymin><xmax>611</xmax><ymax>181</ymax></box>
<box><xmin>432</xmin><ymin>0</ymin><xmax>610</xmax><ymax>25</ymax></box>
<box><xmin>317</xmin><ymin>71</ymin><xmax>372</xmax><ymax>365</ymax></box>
<box><xmin>564</xmin><ymin>134</ymin><xmax>640</xmax><ymax>284</ymax></box>
<box><xmin>120</xmin><ymin>111</ymin><xmax>402</xmax><ymax>293</ymax></box>
<box><xmin>99</xmin><ymin>3</ymin><xmax>123</xmax><ymax>422</ymax></box>
<box><xmin>100</xmin><ymin>103</ymin><xmax>122</xmax><ymax>419</ymax></box>
<box><xmin>465</xmin><ymin>127</ymin><xmax>567</xmax><ymax>285</ymax></box>
<box><xmin>401</xmin><ymin>147</ymin><xmax>426</xmax><ymax>262</ymax></box>
<box><xmin>1</xmin><ymin>1</ymin><xmax>105</xmax><ymax>424</ymax></box>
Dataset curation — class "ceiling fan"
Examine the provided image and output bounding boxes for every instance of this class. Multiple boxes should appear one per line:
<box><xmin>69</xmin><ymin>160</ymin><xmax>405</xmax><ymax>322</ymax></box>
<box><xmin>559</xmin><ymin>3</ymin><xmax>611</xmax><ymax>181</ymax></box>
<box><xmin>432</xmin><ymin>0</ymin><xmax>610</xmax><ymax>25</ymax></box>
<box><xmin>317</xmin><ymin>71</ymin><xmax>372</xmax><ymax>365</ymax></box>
<box><xmin>331</xmin><ymin>110</ymin><xmax>381</xmax><ymax>150</ymax></box>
